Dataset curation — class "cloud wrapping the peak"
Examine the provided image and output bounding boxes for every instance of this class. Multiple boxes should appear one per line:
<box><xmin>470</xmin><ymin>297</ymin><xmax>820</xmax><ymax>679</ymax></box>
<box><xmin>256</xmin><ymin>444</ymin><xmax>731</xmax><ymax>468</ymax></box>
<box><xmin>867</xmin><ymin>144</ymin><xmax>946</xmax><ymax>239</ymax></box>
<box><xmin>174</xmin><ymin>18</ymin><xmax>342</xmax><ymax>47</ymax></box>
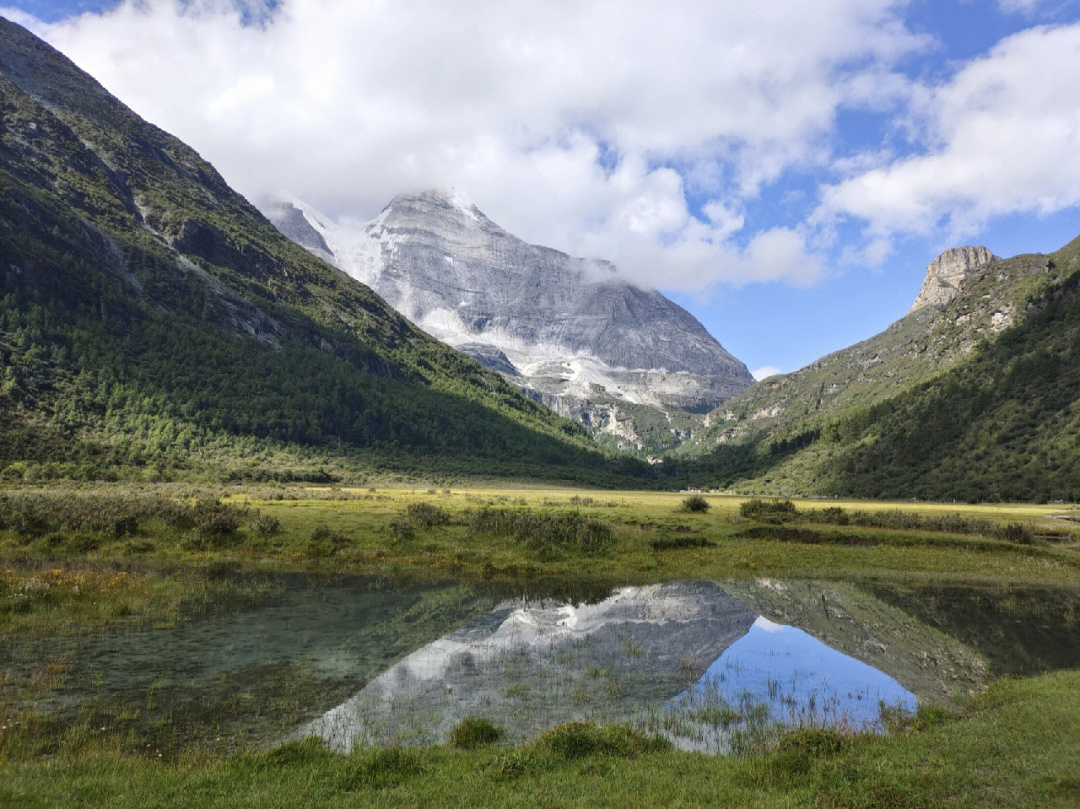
<box><xmin>8</xmin><ymin>0</ymin><xmax>933</xmax><ymax>291</ymax></box>
<box><xmin>11</xmin><ymin>1</ymin><xmax>1077</xmax><ymax>292</ymax></box>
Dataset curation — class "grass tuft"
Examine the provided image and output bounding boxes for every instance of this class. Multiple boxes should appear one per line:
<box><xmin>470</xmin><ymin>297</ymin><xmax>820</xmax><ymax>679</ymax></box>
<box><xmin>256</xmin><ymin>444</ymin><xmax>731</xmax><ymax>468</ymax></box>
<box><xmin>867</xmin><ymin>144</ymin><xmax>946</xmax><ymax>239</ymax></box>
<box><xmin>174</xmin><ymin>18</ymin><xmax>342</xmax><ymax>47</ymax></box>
<box><xmin>448</xmin><ymin>717</ymin><xmax>502</xmax><ymax>749</ymax></box>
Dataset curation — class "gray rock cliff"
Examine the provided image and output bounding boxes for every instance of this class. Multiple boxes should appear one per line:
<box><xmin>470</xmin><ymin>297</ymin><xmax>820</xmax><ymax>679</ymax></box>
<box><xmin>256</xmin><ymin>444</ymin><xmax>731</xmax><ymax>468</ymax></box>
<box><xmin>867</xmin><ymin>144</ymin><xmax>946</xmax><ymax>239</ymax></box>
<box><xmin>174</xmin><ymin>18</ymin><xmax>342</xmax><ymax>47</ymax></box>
<box><xmin>910</xmin><ymin>246</ymin><xmax>997</xmax><ymax>313</ymax></box>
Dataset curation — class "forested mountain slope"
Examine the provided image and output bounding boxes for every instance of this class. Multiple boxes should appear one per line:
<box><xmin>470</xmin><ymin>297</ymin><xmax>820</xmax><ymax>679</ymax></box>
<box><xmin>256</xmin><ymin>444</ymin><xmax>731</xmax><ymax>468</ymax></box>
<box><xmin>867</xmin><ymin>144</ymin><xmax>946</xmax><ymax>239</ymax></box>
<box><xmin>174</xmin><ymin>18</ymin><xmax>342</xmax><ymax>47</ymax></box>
<box><xmin>0</xmin><ymin>16</ymin><xmax>641</xmax><ymax>484</ymax></box>
<box><xmin>678</xmin><ymin>236</ymin><xmax>1080</xmax><ymax>501</ymax></box>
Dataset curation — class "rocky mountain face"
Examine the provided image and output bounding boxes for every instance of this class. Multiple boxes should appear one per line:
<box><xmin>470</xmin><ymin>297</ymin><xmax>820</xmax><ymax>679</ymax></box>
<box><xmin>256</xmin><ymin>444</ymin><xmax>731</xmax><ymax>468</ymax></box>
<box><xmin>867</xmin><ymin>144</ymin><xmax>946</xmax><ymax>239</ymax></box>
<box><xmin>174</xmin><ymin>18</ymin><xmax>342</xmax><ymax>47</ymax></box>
<box><xmin>269</xmin><ymin>191</ymin><xmax>753</xmax><ymax>451</ymax></box>
<box><xmin>909</xmin><ymin>246</ymin><xmax>997</xmax><ymax>312</ymax></box>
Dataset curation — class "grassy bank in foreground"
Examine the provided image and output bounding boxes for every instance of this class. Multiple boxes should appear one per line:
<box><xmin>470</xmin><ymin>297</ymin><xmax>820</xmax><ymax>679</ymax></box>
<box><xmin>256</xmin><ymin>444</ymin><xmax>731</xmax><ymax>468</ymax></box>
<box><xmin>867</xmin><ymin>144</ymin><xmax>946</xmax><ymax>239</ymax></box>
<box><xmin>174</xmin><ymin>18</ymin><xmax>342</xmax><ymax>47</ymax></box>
<box><xmin>2</xmin><ymin>671</ymin><xmax>1078</xmax><ymax>808</ymax></box>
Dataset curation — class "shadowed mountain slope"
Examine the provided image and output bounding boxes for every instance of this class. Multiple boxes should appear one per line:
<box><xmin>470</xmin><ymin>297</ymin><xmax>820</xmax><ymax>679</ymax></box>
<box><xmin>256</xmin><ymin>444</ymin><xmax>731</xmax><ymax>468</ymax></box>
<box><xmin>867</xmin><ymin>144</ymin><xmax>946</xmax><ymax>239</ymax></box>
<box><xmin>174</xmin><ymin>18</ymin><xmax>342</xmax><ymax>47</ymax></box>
<box><xmin>0</xmin><ymin>16</ymin><xmax>644</xmax><ymax>484</ymax></box>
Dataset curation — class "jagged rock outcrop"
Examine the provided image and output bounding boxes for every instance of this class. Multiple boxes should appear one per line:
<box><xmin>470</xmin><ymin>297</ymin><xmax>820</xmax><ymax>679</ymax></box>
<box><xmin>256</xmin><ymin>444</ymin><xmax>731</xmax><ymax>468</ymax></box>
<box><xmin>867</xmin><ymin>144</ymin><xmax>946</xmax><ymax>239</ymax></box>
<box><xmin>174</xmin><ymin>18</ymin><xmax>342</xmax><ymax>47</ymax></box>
<box><xmin>269</xmin><ymin>189</ymin><xmax>753</xmax><ymax>448</ymax></box>
<box><xmin>909</xmin><ymin>246</ymin><xmax>997</xmax><ymax>312</ymax></box>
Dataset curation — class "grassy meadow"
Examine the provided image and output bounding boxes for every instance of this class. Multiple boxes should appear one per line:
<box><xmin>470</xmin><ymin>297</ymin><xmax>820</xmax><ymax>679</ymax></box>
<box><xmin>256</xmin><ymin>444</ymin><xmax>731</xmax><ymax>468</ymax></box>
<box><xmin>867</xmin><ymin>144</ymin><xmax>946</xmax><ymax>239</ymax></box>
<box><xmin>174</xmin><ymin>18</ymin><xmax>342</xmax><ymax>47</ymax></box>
<box><xmin>3</xmin><ymin>482</ymin><xmax>1080</xmax><ymax>807</ymax></box>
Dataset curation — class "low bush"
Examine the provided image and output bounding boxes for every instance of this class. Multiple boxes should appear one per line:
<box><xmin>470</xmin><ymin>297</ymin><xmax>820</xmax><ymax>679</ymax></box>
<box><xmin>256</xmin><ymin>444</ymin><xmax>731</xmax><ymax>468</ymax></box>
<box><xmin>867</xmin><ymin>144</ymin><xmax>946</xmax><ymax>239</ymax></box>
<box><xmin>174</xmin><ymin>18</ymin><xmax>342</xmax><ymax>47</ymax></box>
<box><xmin>309</xmin><ymin>524</ymin><xmax>348</xmax><ymax>556</ymax></box>
<box><xmin>0</xmin><ymin>491</ymin><xmax>249</xmax><ymax>545</ymax></box>
<box><xmin>405</xmin><ymin>502</ymin><xmax>451</xmax><ymax>528</ymax></box>
<box><xmin>252</xmin><ymin>513</ymin><xmax>281</xmax><ymax>539</ymax></box>
<box><xmin>678</xmin><ymin>494</ymin><xmax>710</xmax><ymax>513</ymax></box>
<box><xmin>650</xmin><ymin>535</ymin><xmax>716</xmax><ymax>551</ymax></box>
<box><xmin>1001</xmin><ymin>522</ymin><xmax>1033</xmax><ymax>544</ymax></box>
<box><xmin>807</xmin><ymin>506</ymin><xmax>1038</xmax><ymax>542</ymax></box>
<box><xmin>469</xmin><ymin>508</ymin><xmax>611</xmax><ymax>555</ymax></box>
<box><xmin>388</xmin><ymin>519</ymin><xmax>415</xmax><ymax>543</ymax></box>
<box><xmin>740</xmin><ymin>499</ymin><xmax>798</xmax><ymax>523</ymax></box>
<box><xmin>449</xmin><ymin>717</ymin><xmax>502</xmax><ymax>749</ymax></box>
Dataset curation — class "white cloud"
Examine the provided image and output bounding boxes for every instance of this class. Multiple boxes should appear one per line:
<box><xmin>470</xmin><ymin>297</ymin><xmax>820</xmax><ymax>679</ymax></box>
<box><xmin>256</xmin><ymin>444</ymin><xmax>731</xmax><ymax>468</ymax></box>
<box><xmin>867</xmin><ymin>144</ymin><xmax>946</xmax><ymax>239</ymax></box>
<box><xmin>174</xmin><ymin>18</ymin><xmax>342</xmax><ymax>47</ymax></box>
<box><xmin>996</xmin><ymin>0</ymin><xmax>1046</xmax><ymax>13</ymax></box>
<box><xmin>8</xmin><ymin>0</ymin><xmax>932</xmax><ymax>292</ymax></box>
<box><xmin>752</xmin><ymin>366</ymin><xmax>784</xmax><ymax>381</ymax></box>
<box><xmin>819</xmin><ymin>22</ymin><xmax>1080</xmax><ymax>241</ymax></box>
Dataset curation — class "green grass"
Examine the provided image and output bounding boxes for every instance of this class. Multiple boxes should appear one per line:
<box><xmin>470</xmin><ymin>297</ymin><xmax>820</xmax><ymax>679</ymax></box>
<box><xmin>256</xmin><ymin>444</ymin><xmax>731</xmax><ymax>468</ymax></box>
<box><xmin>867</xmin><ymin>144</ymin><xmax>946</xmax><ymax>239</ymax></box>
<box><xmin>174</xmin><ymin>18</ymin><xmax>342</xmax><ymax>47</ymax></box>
<box><xmin>2</xmin><ymin>672</ymin><xmax>1079</xmax><ymax>807</ymax></box>
<box><xmin>2</xmin><ymin>483</ymin><xmax>1078</xmax><ymax>641</ymax></box>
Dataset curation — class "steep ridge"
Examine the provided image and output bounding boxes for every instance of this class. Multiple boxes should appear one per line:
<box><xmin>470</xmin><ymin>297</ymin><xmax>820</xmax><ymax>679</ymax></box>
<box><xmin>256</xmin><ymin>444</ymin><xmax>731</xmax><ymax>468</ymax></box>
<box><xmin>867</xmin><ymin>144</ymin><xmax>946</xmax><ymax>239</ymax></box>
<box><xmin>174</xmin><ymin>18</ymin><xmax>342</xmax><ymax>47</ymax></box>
<box><xmin>269</xmin><ymin>192</ymin><xmax>753</xmax><ymax>452</ymax></box>
<box><xmin>678</xmin><ymin>235</ymin><xmax>1080</xmax><ymax>500</ymax></box>
<box><xmin>0</xmin><ymin>16</ymin><xmax>638</xmax><ymax>484</ymax></box>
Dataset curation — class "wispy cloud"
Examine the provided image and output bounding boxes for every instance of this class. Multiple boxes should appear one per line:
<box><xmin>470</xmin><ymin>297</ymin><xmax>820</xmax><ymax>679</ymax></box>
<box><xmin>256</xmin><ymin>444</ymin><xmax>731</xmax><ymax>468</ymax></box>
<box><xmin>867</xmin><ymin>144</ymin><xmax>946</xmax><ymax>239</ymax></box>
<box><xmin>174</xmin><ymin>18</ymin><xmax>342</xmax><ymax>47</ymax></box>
<box><xmin>752</xmin><ymin>366</ymin><xmax>784</xmax><ymax>381</ymax></box>
<box><xmin>818</xmin><ymin>22</ymin><xmax>1080</xmax><ymax>242</ymax></box>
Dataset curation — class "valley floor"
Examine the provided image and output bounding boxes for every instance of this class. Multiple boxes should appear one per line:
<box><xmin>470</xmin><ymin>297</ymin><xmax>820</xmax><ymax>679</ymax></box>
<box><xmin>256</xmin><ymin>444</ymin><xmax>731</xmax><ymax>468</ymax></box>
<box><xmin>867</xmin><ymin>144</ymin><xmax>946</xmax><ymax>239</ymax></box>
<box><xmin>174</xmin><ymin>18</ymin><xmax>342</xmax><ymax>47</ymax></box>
<box><xmin>2</xmin><ymin>483</ymin><xmax>1080</xmax><ymax>807</ymax></box>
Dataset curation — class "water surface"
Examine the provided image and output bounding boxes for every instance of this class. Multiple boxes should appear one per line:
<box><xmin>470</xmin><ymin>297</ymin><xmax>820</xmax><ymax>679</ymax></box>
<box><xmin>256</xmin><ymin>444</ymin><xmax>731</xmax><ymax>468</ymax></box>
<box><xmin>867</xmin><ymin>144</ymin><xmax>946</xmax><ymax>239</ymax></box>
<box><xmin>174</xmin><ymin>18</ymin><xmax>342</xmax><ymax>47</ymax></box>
<box><xmin>4</xmin><ymin>576</ymin><xmax>1078</xmax><ymax>754</ymax></box>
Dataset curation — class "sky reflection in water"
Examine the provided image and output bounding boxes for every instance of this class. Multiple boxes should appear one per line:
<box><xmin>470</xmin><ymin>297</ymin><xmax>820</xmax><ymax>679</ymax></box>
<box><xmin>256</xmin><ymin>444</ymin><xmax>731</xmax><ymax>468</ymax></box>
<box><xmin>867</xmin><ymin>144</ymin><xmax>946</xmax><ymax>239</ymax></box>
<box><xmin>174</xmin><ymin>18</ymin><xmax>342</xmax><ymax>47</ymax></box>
<box><xmin>680</xmin><ymin>616</ymin><xmax>917</xmax><ymax>731</ymax></box>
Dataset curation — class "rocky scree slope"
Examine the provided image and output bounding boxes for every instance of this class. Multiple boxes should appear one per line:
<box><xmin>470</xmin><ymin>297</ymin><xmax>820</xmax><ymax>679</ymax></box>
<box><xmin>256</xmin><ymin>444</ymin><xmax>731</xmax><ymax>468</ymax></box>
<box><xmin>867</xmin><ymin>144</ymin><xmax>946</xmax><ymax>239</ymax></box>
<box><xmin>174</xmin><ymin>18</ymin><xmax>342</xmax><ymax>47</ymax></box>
<box><xmin>269</xmin><ymin>192</ymin><xmax>753</xmax><ymax>453</ymax></box>
<box><xmin>0</xmin><ymin>16</ymin><xmax>635</xmax><ymax>483</ymax></box>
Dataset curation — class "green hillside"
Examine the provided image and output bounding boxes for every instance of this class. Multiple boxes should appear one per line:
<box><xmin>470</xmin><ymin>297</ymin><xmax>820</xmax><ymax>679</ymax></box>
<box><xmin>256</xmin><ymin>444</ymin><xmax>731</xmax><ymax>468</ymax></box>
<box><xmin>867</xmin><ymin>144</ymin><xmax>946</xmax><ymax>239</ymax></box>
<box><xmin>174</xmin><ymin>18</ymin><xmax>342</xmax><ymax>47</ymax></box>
<box><xmin>0</xmin><ymin>16</ymin><xmax>644</xmax><ymax>485</ymax></box>
<box><xmin>678</xmin><ymin>236</ymin><xmax>1080</xmax><ymax>501</ymax></box>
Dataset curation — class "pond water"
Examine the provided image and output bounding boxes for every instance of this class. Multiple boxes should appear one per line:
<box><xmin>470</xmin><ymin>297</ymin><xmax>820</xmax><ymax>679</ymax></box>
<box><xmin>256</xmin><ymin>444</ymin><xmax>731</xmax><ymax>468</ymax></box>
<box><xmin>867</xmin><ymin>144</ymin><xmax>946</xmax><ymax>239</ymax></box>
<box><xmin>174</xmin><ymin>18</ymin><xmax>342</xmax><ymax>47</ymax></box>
<box><xmin>4</xmin><ymin>576</ymin><xmax>1079</xmax><ymax>754</ymax></box>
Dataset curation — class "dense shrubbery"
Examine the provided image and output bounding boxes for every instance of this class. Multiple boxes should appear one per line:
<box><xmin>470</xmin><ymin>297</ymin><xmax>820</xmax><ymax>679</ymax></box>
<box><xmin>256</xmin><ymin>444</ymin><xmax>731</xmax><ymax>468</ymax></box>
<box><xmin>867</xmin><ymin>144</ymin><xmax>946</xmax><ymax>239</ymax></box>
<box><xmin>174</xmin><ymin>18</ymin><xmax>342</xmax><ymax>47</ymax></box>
<box><xmin>678</xmin><ymin>494</ymin><xmax>710</xmax><ymax>513</ymax></box>
<box><xmin>405</xmin><ymin>502</ymin><xmax>452</xmax><ymax>528</ymax></box>
<box><xmin>468</xmin><ymin>508</ymin><xmax>611</xmax><ymax>555</ymax></box>
<box><xmin>308</xmin><ymin>524</ymin><xmax>348</xmax><ymax>556</ymax></box>
<box><xmin>0</xmin><ymin>490</ymin><xmax>248</xmax><ymax>544</ymax></box>
<box><xmin>650</xmin><ymin>534</ymin><xmax>715</xmax><ymax>551</ymax></box>
<box><xmin>807</xmin><ymin>506</ymin><xmax>1035</xmax><ymax>543</ymax></box>
<box><xmin>252</xmin><ymin>512</ymin><xmax>281</xmax><ymax>538</ymax></box>
<box><xmin>740</xmin><ymin>499</ymin><xmax>798</xmax><ymax>523</ymax></box>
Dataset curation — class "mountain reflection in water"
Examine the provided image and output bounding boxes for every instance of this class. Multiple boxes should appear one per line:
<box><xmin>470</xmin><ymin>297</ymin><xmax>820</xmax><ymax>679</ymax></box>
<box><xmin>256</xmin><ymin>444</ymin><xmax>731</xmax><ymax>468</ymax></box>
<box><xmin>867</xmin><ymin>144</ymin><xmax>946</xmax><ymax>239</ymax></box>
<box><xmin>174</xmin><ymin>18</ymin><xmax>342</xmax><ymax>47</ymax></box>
<box><xmin>302</xmin><ymin>582</ymin><xmax>917</xmax><ymax>753</ymax></box>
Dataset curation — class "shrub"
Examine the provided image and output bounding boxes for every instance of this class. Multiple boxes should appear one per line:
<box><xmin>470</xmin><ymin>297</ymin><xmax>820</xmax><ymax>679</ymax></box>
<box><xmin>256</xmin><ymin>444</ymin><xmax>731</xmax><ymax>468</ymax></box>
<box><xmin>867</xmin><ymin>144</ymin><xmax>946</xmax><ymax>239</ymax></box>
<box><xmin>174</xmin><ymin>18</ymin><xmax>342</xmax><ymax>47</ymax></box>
<box><xmin>804</xmin><ymin>506</ymin><xmax>1035</xmax><ymax>541</ymax></box>
<box><xmin>469</xmin><ymin>508</ymin><xmax>611</xmax><ymax>555</ymax></box>
<box><xmin>678</xmin><ymin>494</ymin><xmax>710</xmax><ymax>513</ymax></box>
<box><xmin>252</xmin><ymin>513</ymin><xmax>281</xmax><ymax>538</ymax></box>
<box><xmin>388</xmin><ymin>519</ymin><xmax>415</xmax><ymax>542</ymax></box>
<box><xmin>740</xmin><ymin>499</ymin><xmax>798</xmax><ymax>523</ymax></box>
<box><xmin>650</xmin><ymin>534</ymin><xmax>715</xmax><ymax>551</ymax></box>
<box><xmin>309</xmin><ymin>524</ymin><xmax>348</xmax><ymax>556</ymax></box>
<box><xmin>191</xmin><ymin>498</ymin><xmax>243</xmax><ymax>540</ymax></box>
<box><xmin>814</xmin><ymin>506</ymin><xmax>850</xmax><ymax>525</ymax></box>
<box><xmin>1001</xmin><ymin>522</ymin><xmax>1032</xmax><ymax>544</ymax></box>
<box><xmin>405</xmin><ymin>502</ymin><xmax>451</xmax><ymax>528</ymax></box>
<box><xmin>449</xmin><ymin>717</ymin><xmax>502</xmax><ymax>749</ymax></box>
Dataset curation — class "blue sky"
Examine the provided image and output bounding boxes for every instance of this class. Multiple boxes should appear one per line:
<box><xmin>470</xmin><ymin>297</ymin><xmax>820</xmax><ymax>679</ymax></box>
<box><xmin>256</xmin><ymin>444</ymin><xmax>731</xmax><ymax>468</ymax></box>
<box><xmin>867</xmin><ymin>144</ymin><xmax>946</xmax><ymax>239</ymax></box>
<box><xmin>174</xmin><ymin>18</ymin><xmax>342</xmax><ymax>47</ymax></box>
<box><xmin>5</xmin><ymin>1</ymin><xmax>1080</xmax><ymax>377</ymax></box>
